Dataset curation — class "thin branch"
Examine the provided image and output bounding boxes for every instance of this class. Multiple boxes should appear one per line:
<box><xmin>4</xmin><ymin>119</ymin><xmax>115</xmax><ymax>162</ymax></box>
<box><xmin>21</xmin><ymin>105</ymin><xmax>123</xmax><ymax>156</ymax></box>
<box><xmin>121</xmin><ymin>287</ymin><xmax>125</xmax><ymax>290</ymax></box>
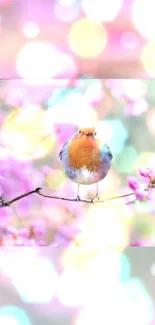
<box><xmin>0</xmin><ymin>186</ymin><xmax>145</xmax><ymax>208</ymax></box>
<box><xmin>36</xmin><ymin>190</ymin><xmax>136</xmax><ymax>205</ymax></box>
<box><xmin>37</xmin><ymin>191</ymin><xmax>93</xmax><ymax>203</ymax></box>
<box><xmin>0</xmin><ymin>187</ymin><xmax>42</xmax><ymax>207</ymax></box>
<box><xmin>100</xmin><ymin>191</ymin><xmax>135</xmax><ymax>202</ymax></box>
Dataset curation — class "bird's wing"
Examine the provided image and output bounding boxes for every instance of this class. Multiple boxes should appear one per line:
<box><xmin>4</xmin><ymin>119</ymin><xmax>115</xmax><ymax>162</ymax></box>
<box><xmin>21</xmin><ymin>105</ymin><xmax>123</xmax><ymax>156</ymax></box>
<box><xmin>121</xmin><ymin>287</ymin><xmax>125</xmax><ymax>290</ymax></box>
<box><xmin>101</xmin><ymin>143</ymin><xmax>113</xmax><ymax>159</ymax></box>
<box><xmin>104</xmin><ymin>144</ymin><xmax>113</xmax><ymax>159</ymax></box>
<box><xmin>59</xmin><ymin>140</ymin><xmax>69</xmax><ymax>160</ymax></box>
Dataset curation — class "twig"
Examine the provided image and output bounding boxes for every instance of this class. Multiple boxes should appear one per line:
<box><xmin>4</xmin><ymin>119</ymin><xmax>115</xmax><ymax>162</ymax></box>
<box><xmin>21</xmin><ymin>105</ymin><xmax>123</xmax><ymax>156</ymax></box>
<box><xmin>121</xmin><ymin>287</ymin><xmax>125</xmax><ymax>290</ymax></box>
<box><xmin>37</xmin><ymin>191</ymin><xmax>93</xmax><ymax>203</ymax></box>
<box><xmin>99</xmin><ymin>191</ymin><xmax>135</xmax><ymax>202</ymax></box>
<box><xmin>0</xmin><ymin>187</ymin><xmax>42</xmax><ymax>207</ymax></box>
<box><xmin>36</xmin><ymin>190</ymin><xmax>136</xmax><ymax>205</ymax></box>
<box><xmin>0</xmin><ymin>187</ymin><xmax>141</xmax><ymax>208</ymax></box>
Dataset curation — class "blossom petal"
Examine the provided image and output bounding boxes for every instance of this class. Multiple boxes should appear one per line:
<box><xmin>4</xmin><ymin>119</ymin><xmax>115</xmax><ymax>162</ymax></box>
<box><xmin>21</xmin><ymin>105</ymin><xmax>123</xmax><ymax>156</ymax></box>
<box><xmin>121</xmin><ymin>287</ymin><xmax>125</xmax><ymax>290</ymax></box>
<box><xmin>135</xmin><ymin>188</ymin><xmax>146</xmax><ymax>200</ymax></box>
<box><xmin>138</xmin><ymin>166</ymin><xmax>152</xmax><ymax>178</ymax></box>
<box><xmin>127</xmin><ymin>176</ymin><xmax>140</xmax><ymax>191</ymax></box>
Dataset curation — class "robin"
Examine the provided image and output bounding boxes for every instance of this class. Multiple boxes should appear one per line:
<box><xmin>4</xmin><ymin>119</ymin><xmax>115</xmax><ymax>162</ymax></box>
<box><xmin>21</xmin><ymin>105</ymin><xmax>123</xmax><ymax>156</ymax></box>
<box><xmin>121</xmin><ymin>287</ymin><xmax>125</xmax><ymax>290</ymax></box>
<box><xmin>59</xmin><ymin>127</ymin><xmax>113</xmax><ymax>200</ymax></box>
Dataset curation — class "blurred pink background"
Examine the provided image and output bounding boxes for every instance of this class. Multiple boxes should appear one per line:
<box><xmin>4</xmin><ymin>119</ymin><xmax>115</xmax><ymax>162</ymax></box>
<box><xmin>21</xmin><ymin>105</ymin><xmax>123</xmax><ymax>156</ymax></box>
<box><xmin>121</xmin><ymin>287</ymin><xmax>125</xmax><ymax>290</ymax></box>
<box><xmin>0</xmin><ymin>0</ymin><xmax>154</xmax><ymax>78</ymax></box>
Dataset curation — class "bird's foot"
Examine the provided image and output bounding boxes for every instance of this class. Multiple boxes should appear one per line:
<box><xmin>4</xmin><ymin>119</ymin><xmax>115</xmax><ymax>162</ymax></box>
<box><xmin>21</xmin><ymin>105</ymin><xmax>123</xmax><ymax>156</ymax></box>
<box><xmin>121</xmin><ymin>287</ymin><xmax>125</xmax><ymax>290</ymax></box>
<box><xmin>92</xmin><ymin>194</ymin><xmax>100</xmax><ymax>202</ymax></box>
<box><xmin>76</xmin><ymin>195</ymin><xmax>81</xmax><ymax>201</ymax></box>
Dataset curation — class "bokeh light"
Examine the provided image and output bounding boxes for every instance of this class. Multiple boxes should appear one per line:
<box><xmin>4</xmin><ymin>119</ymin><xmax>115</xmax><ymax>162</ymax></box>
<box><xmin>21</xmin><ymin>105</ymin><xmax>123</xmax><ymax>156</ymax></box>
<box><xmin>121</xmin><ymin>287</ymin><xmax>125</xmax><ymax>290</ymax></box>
<box><xmin>75</xmin><ymin>204</ymin><xmax>129</xmax><ymax>248</ymax></box>
<box><xmin>0</xmin><ymin>316</ymin><xmax>19</xmax><ymax>325</ymax></box>
<box><xmin>84</xmin><ymin>79</ymin><xmax>104</xmax><ymax>105</ymax></box>
<box><xmin>120</xmin><ymin>254</ymin><xmax>131</xmax><ymax>280</ymax></box>
<box><xmin>75</xmin><ymin>278</ymin><xmax>154</xmax><ymax>325</ymax></box>
<box><xmin>54</xmin><ymin>0</ymin><xmax>80</xmax><ymax>22</ymax></box>
<box><xmin>141</xmin><ymin>42</ymin><xmax>155</xmax><ymax>77</ymax></box>
<box><xmin>0</xmin><ymin>306</ymin><xmax>31</xmax><ymax>325</ymax></box>
<box><xmin>106</xmin><ymin>79</ymin><xmax>146</xmax><ymax>101</ymax></box>
<box><xmin>132</xmin><ymin>0</ymin><xmax>155</xmax><ymax>41</ymax></box>
<box><xmin>58</xmin><ymin>248</ymin><xmax>122</xmax><ymax>307</ymax></box>
<box><xmin>120</xmin><ymin>32</ymin><xmax>139</xmax><ymax>50</ymax></box>
<box><xmin>114</xmin><ymin>146</ymin><xmax>138</xmax><ymax>174</ymax></box>
<box><xmin>68</xmin><ymin>18</ymin><xmax>107</xmax><ymax>58</ymax></box>
<box><xmin>0</xmin><ymin>107</ymin><xmax>55</xmax><ymax>159</ymax></box>
<box><xmin>0</xmin><ymin>0</ymin><xmax>154</xmax><ymax>78</ymax></box>
<box><xmin>124</xmin><ymin>98</ymin><xmax>148</xmax><ymax>116</ymax></box>
<box><xmin>12</xmin><ymin>258</ymin><xmax>59</xmax><ymax>303</ymax></box>
<box><xmin>97</xmin><ymin>119</ymin><xmax>128</xmax><ymax>155</ymax></box>
<box><xmin>146</xmin><ymin>109</ymin><xmax>155</xmax><ymax>134</ymax></box>
<box><xmin>23</xmin><ymin>22</ymin><xmax>40</xmax><ymax>38</ymax></box>
<box><xmin>47</xmin><ymin>89</ymin><xmax>98</xmax><ymax>126</ymax></box>
<box><xmin>56</xmin><ymin>269</ymin><xmax>90</xmax><ymax>306</ymax></box>
<box><xmin>134</xmin><ymin>152</ymin><xmax>155</xmax><ymax>171</ymax></box>
<box><xmin>150</xmin><ymin>262</ymin><xmax>155</xmax><ymax>276</ymax></box>
<box><xmin>82</xmin><ymin>0</ymin><xmax>123</xmax><ymax>22</ymax></box>
<box><xmin>45</xmin><ymin>168</ymin><xmax>66</xmax><ymax>190</ymax></box>
<box><xmin>16</xmin><ymin>41</ymin><xmax>76</xmax><ymax>80</ymax></box>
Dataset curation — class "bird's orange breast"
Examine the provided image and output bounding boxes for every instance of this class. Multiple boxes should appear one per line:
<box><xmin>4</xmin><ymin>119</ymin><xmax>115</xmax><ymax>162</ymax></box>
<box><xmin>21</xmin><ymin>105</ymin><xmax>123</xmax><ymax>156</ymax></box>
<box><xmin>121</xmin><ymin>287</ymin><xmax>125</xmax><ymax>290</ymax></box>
<box><xmin>68</xmin><ymin>137</ymin><xmax>102</xmax><ymax>172</ymax></box>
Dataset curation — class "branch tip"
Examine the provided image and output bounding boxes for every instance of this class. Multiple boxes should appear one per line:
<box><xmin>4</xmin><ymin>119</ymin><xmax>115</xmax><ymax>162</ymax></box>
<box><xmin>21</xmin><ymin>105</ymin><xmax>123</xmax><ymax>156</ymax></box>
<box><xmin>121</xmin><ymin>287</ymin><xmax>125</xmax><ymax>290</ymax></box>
<box><xmin>36</xmin><ymin>187</ymin><xmax>42</xmax><ymax>193</ymax></box>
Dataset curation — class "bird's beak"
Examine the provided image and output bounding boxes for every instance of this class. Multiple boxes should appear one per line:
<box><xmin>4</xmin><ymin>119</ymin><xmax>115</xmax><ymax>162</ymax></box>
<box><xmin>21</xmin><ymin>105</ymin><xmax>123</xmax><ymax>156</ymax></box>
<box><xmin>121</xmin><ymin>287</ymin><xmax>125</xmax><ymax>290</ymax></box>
<box><xmin>85</xmin><ymin>132</ymin><xmax>93</xmax><ymax>136</ymax></box>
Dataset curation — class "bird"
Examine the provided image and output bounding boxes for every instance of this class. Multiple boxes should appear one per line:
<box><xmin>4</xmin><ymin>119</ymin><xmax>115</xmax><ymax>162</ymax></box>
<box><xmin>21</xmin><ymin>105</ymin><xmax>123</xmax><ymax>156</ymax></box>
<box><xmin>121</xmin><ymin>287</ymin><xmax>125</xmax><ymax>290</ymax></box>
<box><xmin>59</xmin><ymin>127</ymin><xmax>113</xmax><ymax>201</ymax></box>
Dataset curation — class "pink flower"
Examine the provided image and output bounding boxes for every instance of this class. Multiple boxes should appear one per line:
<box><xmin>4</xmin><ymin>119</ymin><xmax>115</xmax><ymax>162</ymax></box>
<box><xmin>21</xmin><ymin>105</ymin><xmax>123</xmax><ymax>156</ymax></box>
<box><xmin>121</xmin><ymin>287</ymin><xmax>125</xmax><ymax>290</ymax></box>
<box><xmin>130</xmin><ymin>240</ymin><xmax>142</xmax><ymax>246</ymax></box>
<box><xmin>127</xmin><ymin>176</ymin><xmax>140</xmax><ymax>191</ymax></box>
<box><xmin>124</xmin><ymin>99</ymin><xmax>148</xmax><ymax>116</ymax></box>
<box><xmin>18</xmin><ymin>228</ymin><xmax>29</xmax><ymax>239</ymax></box>
<box><xmin>135</xmin><ymin>188</ymin><xmax>146</xmax><ymax>200</ymax></box>
<box><xmin>0</xmin><ymin>174</ymin><xmax>4</xmax><ymax>197</ymax></box>
<box><xmin>127</xmin><ymin>177</ymin><xmax>147</xmax><ymax>201</ymax></box>
<box><xmin>130</xmin><ymin>240</ymin><xmax>153</xmax><ymax>246</ymax></box>
<box><xmin>38</xmin><ymin>240</ymin><xmax>46</xmax><ymax>246</ymax></box>
<box><xmin>139</xmin><ymin>166</ymin><xmax>155</xmax><ymax>188</ymax></box>
<box><xmin>138</xmin><ymin>166</ymin><xmax>154</xmax><ymax>178</ymax></box>
<box><xmin>6</xmin><ymin>225</ymin><xmax>17</xmax><ymax>236</ymax></box>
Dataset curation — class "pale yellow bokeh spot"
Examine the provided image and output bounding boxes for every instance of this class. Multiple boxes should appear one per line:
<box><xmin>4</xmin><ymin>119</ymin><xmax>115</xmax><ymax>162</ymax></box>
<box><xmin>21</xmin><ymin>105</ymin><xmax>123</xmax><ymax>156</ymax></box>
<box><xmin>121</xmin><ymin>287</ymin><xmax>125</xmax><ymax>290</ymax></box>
<box><xmin>141</xmin><ymin>42</ymin><xmax>155</xmax><ymax>77</ymax></box>
<box><xmin>75</xmin><ymin>203</ymin><xmax>131</xmax><ymax>249</ymax></box>
<box><xmin>1</xmin><ymin>107</ymin><xmax>55</xmax><ymax>160</ymax></box>
<box><xmin>45</xmin><ymin>169</ymin><xmax>66</xmax><ymax>190</ymax></box>
<box><xmin>134</xmin><ymin>152</ymin><xmax>155</xmax><ymax>170</ymax></box>
<box><xmin>61</xmin><ymin>246</ymin><xmax>98</xmax><ymax>272</ymax></box>
<box><xmin>68</xmin><ymin>18</ymin><xmax>107</xmax><ymax>58</ymax></box>
<box><xmin>61</xmin><ymin>244</ymin><xmax>122</xmax><ymax>280</ymax></box>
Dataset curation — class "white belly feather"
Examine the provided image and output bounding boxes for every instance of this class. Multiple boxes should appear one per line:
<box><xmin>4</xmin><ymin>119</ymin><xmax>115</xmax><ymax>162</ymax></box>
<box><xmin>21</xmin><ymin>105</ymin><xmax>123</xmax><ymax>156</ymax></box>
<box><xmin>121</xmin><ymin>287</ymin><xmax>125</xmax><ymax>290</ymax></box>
<box><xmin>71</xmin><ymin>167</ymin><xmax>105</xmax><ymax>185</ymax></box>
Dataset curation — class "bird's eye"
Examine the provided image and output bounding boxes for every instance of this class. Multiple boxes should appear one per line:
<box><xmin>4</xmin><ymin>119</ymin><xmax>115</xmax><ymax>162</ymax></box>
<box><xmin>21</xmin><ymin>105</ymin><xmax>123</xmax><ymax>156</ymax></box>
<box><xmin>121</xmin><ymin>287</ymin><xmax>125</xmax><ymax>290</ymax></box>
<box><xmin>94</xmin><ymin>132</ymin><xmax>97</xmax><ymax>136</ymax></box>
<box><xmin>79</xmin><ymin>130</ymin><xmax>82</xmax><ymax>134</ymax></box>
